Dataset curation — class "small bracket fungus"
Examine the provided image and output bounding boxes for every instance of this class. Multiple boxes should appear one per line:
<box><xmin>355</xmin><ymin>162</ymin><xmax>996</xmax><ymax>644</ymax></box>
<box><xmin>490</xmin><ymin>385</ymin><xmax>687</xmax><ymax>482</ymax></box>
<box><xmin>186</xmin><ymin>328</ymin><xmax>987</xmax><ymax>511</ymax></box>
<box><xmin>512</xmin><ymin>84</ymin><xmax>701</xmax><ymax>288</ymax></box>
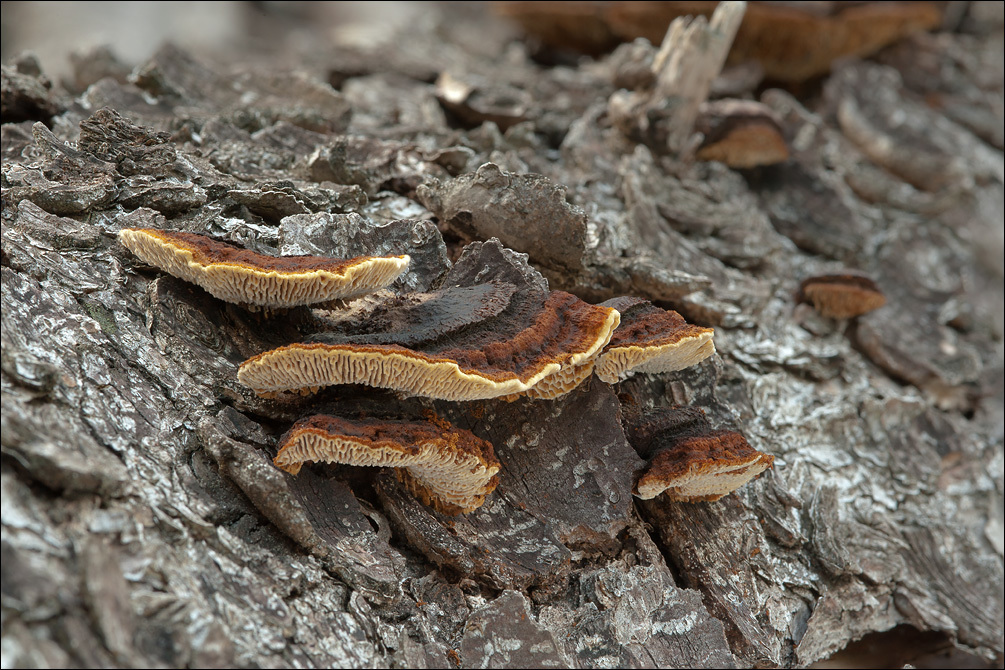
<box><xmin>595</xmin><ymin>297</ymin><xmax>716</xmax><ymax>383</ymax></box>
<box><xmin>799</xmin><ymin>272</ymin><xmax>886</xmax><ymax>319</ymax></box>
<box><xmin>238</xmin><ymin>290</ymin><xmax>620</xmax><ymax>400</ymax></box>
<box><xmin>274</xmin><ymin>414</ymin><xmax>501</xmax><ymax>514</ymax></box>
<box><xmin>627</xmin><ymin>406</ymin><xmax>773</xmax><ymax>502</ymax></box>
<box><xmin>695</xmin><ymin>99</ymin><xmax>789</xmax><ymax>168</ymax></box>
<box><xmin>118</xmin><ymin>228</ymin><xmax>409</xmax><ymax>308</ymax></box>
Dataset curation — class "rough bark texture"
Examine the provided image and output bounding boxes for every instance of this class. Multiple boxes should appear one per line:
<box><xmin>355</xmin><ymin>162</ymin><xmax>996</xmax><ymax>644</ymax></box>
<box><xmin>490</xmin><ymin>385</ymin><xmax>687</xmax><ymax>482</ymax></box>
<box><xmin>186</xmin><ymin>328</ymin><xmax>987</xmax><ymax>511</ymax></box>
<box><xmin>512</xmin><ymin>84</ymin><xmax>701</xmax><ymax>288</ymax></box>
<box><xmin>2</xmin><ymin>3</ymin><xmax>1003</xmax><ymax>669</ymax></box>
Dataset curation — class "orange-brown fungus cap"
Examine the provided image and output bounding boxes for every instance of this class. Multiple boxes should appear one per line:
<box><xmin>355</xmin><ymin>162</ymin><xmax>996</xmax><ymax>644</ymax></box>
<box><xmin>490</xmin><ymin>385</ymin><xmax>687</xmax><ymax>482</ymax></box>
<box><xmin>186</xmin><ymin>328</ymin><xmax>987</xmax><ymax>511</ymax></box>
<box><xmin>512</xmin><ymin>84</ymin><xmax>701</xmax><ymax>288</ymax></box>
<box><xmin>628</xmin><ymin>407</ymin><xmax>773</xmax><ymax>502</ymax></box>
<box><xmin>238</xmin><ymin>290</ymin><xmax>620</xmax><ymax>400</ymax></box>
<box><xmin>727</xmin><ymin>1</ymin><xmax>940</xmax><ymax>82</ymax></box>
<box><xmin>274</xmin><ymin>414</ymin><xmax>500</xmax><ymax>514</ymax></box>
<box><xmin>493</xmin><ymin>1</ymin><xmax>620</xmax><ymax>56</ymax></box>
<box><xmin>800</xmin><ymin>272</ymin><xmax>886</xmax><ymax>319</ymax></box>
<box><xmin>695</xmin><ymin>99</ymin><xmax>789</xmax><ymax>169</ymax></box>
<box><xmin>595</xmin><ymin>297</ymin><xmax>715</xmax><ymax>383</ymax></box>
<box><xmin>498</xmin><ymin>2</ymin><xmax>941</xmax><ymax>82</ymax></box>
<box><xmin>604</xmin><ymin>2</ymin><xmax>941</xmax><ymax>82</ymax></box>
<box><xmin>118</xmin><ymin>228</ymin><xmax>409</xmax><ymax>308</ymax></box>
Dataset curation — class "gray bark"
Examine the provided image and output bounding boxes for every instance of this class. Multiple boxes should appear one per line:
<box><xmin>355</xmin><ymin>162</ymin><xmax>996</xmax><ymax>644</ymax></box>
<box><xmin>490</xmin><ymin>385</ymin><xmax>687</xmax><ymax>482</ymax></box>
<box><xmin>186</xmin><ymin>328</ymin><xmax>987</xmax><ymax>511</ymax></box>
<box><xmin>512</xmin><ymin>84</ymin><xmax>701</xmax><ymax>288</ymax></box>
<box><xmin>2</xmin><ymin>4</ymin><xmax>1002</xmax><ymax>669</ymax></box>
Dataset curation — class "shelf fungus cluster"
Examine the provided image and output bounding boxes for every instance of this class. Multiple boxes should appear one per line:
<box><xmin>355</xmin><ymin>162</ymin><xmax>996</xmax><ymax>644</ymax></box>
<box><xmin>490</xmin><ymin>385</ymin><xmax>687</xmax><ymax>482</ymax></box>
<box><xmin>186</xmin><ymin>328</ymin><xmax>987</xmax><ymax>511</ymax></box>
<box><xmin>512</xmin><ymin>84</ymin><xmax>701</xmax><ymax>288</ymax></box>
<box><xmin>238</xmin><ymin>293</ymin><xmax>717</xmax><ymax>402</ymax></box>
<box><xmin>118</xmin><ymin>228</ymin><xmax>410</xmax><ymax>309</ymax></box>
<box><xmin>625</xmin><ymin>406</ymin><xmax>774</xmax><ymax>502</ymax></box>
<box><xmin>121</xmin><ymin>229</ymin><xmax>769</xmax><ymax>513</ymax></box>
<box><xmin>238</xmin><ymin>289</ymin><xmax>622</xmax><ymax>400</ymax></box>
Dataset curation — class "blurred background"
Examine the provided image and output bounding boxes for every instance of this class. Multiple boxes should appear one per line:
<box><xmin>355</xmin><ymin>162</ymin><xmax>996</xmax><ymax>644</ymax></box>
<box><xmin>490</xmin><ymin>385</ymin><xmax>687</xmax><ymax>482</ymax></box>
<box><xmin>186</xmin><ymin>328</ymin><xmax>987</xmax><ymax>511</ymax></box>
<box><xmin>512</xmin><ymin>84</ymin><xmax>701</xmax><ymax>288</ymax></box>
<box><xmin>1</xmin><ymin>2</ymin><xmax>444</xmax><ymax>80</ymax></box>
<box><xmin>3</xmin><ymin>0</ymin><xmax>1000</xmax><ymax>91</ymax></box>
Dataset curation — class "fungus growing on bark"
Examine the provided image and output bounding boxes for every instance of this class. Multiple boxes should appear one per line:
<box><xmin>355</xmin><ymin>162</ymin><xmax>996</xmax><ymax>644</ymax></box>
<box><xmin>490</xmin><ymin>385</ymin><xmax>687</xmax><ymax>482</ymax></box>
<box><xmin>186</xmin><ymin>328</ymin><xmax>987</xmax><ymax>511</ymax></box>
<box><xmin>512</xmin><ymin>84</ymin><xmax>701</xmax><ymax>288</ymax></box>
<box><xmin>595</xmin><ymin>297</ymin><xmax>715</xmax><ymax>383</ymax></box>
<box><xmin>521</xmin><ymin>360</ymin><xmax>598</xmax><ymax>400</ymax></box>
<box><xmin>626</xmin><ymin>406</ymin><xmax>773</xmax><ymax>502</ymax></box>
<box><xmin>274</xmin><ymin>414</ymin><xmax>500</xmax><ymax>514</ymax></box>
<box><xmin>799</xmin><ymin>272</ymin><xmax>886</xmax><ymax>319</ymax></box>
<box><xmin>118</xmin><ymin>228</ymin><xmax>410</xmax><ymax>308</ymax></box>
<box><xmin>695</xmin><ymin>99</ymin><xmax>789</xmax><ymax>168</ymax></box>
<box><xmin>499</xmin><ymin>1</ymin><xmax>942</xmax><ymax>82</ymax></box>
<box><xmin>238</xmin><ymin>290</ymin><xmax>620</xmax><ymax>400</ymax></box>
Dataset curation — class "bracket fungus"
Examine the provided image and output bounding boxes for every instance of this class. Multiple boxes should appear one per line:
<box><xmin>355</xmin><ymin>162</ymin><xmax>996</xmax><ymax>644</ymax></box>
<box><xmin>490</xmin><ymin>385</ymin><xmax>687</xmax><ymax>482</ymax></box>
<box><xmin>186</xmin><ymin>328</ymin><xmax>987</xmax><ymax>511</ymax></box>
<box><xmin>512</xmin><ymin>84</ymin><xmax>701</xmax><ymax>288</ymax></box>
<box><xmin>695</xmin><ymin>99</ymin><xmax>789</xmax><ymax>168</ymax></box>
<box><xmin>274</xmin><ymin>414</ymin><xmax>500</xmax><ymax>515</ymax></box>
<box><xmin>595</xmin><ymin>297</ymin><xmax>716</xmax><ymax>383</ymax></box>
<box><xmin>499</xmin><ymin>1</ymin><xmax>942</xmax><ymax>83</ymax></box>
<box><xmin>799</xmin><ymin>272</ymin><xmax>886</xmax><ymax>319</ymax></box>
<box><xmin>627</xmin><ymin>406</ymin><xmax>773</xmax><ymax>502</ymax></box>
<box><xmin>118</xmin><ymin>228</ymin><xmax>410</xmax><ymax>308</ymax></box>
<box><xmin>131</xmin><ymin>222</ymin><xmax>757</xmax><ymax>512</ymax></box>
<box><xmin>238</xmin><ymin>290</ymin><xmax>620</xmax><ymax>400</ymax></box>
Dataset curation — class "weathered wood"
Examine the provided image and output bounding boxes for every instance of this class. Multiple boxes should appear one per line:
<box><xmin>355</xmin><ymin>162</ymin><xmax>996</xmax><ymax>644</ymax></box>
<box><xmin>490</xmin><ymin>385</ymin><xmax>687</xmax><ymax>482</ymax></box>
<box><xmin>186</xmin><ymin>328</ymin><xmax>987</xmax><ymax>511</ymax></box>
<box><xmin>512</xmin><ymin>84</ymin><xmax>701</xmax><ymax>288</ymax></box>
<box><xmin>2</xmin><ymin>3</ymin><xmax>1002</xmax><ymax>669</ymax></box>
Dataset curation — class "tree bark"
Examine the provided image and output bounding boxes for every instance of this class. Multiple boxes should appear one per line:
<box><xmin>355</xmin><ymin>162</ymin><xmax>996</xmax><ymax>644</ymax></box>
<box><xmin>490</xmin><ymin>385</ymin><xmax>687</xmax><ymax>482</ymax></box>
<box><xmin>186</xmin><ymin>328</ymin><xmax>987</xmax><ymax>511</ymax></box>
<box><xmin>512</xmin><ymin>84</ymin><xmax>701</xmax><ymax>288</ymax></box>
<box><xmin>2</xmin><ymin>4</ymin><xmax>1002</xmax><ymax>668</ymax></box>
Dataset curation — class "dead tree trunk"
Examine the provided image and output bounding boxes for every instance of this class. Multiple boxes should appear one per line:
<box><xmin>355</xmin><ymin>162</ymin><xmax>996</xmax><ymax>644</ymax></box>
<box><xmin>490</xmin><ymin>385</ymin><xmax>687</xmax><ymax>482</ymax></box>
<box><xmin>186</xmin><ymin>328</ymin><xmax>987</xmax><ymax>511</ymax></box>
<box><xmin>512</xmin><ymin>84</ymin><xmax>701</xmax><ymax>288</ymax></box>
<box><xmin>2</xmin><ymin>3</ymin><xmax>1002</xmax><ymax>668</ymax></box>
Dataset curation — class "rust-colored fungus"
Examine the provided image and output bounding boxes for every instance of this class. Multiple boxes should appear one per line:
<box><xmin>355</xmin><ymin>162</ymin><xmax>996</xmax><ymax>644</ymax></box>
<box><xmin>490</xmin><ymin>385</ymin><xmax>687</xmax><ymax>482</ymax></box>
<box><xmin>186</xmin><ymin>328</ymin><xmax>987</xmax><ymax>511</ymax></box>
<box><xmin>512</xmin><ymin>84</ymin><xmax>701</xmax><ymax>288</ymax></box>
<box><xmin>695</xmin><ymin>99</ymin><xmax>789</xmax><ymax>168</ymax></box>
<box><xmin>238</xmin><ymin>290</ymin><xmax>620</xmax><ymax>400</ymax></box>
<box><xmin>627</xmin><ymin>406</ymin><xmax>773</xmax><ymax>502</ymax></box>
<box><xmin>799</xmin><ymin>272</ymin><xmax>886</xmax><ymax>319</ymax></box>
<box><xmin>595</xmin><ymin>297</ymin><xmax>715</xmax><ymax>383</ymax></box>
<box><xmin>492</xmin><ymin>1</ymin><xmax>620</xmax><ymax>56</ymax></box>
<box><xmin>118</xmin><ymin>228</ymin><xmax>409</xmax><ymax>308</ymax></box>
<box><xmin>498</xmin><ymin>2</ymin><xmax>942</xmax><ymax>82</ymax></box>
<box><xmin>274</xmin><ymin>414</ymin><xmax>500</xmax><ymax>514</ymax></box>
<box><xmin>723</xmin><ymin>1</ymin><xmax>942</xmax><ymax>82</ymax></box>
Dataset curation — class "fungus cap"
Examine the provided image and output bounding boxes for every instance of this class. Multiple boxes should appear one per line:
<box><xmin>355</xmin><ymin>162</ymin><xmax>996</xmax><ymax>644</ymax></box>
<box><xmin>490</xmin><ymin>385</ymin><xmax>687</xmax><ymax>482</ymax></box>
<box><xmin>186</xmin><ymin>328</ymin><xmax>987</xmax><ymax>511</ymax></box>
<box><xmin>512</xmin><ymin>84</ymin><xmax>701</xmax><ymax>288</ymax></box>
<box><xmin>238</xmin><ymin>291</ymin><xmax>620</xmax><ymax>399</ymax></box>
<box><xmin>495</xmin><ymin>2</ymin><xmax>941</xmax><ymax>81</ymax></box>
<box><xmin>799</xmin><ymin>272</ymin><xmax>886</xmax><ymax>319</ymax></box>
<box><xmin>595</xmin><ymin>298</ymin><xmax>715</xmax><ymax>383</ymax></box>
<box><xmin>118</xmin><ymin>228</ymin><xmax>409</xmax><ymax>308</ymax></box>
<box><xmin>627</xmin><ymin>406</ymin><xmax>774</xmax><ymax>502</ymax></box>
<box><xmin>695</xmin><ymin>99</ymin><xmax>789</xmax><ymax>168</ymax></box>
<box><xmin>635</xmin><ymin>431</ymin><xmax>774</xmax><ymax>501</ymax></box>
<box><xmin>602</xmin><ymin>1</ymin><xmax>942</xmax><ymax>82</ymax></box>
<box><xmin>275</xmin><ymin>414</ymin><xmax>500</xmax><ymax>514</ymax></box>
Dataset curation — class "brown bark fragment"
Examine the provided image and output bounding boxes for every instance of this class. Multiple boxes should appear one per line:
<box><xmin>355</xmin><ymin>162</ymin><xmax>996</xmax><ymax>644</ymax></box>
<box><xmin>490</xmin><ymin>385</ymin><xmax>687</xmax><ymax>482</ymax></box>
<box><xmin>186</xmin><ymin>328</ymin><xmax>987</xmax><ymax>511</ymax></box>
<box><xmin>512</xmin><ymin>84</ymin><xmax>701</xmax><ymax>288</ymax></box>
<box><xmin>418</xmin><ymin>162</ymin><xmax>589</xmax><ymax>274</ymax></box>
<box><xmin>438</xmin><ymin>382</ymin><xmax>645</xmax><ymax>553</ymax></box>
<box><xmin>377</xmin><ymin>471</ymin><xmax>573</xmax><ymax>592</ymax></box>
